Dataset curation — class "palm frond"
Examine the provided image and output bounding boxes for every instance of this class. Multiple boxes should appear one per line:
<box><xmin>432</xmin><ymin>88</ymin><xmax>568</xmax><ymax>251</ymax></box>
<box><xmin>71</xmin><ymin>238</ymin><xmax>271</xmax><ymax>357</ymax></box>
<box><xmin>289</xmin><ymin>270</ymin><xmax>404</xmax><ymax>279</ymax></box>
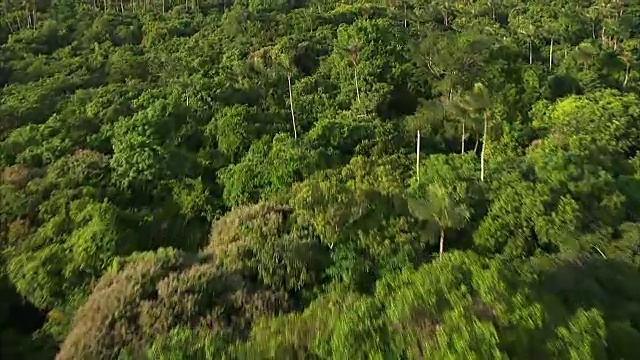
<box><xmin>406</xmin><ymin>195</ymin><xmax>432</xmax><ymax>221</ymax></box>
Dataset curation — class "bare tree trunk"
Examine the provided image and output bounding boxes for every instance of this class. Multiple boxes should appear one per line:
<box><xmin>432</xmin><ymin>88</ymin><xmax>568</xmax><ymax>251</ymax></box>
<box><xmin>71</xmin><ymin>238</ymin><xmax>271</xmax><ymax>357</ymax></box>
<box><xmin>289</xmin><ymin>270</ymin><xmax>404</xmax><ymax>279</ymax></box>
<box><xmin>474</xmin><ymin>130</ymin><xmax>479</xmax><ymax>153</ymax></box>
<box><xmin>439</xmin><ymin>228</ymin><xmax>445</xmax><ymax>258</ymax></box>
<box><xmin>461</xmin><ymin>120</ymin><xmax>465</xmax><ymax>154</ymax></box>
<box><xmin>624</xmin><ymin>63</ymin><xmax>630</xmax><ymax>88</ymax></box>
<box><xmin>288</xmin><ymin>73</ymin><xmax>298</xmax><ymax>140</ymax></box>
<box><xmin>416</xmin><ymin>130</ymin><xmax>420</xmax><ymax>181</ymax></box>
<box><xmin>480</xmin><ymin>110</ymin><xmax>488</xmax><ymax>182</ymax></box>
<box><xmin>403</xmin><ymin>4</ymin><xmax>408</xmax><ymax>28</ymax></box>
<box><xmin>354</xmin><ymin>66</ymin><xmax>361</xmax><ymax>103</ymax></box>
<box><xmin>591</xmin><ymin>22</ymin><xmax>595</xmax><ymax>39</ymax></box>
<box><xmin>528</xmin><ymin>39</ymin><xmax>532</xmax><ymax>65</ymax></box>
<box><xmin>549</xmin><ymin>38</ymin><xmax>553</xmax><ymax>70</ymax></box>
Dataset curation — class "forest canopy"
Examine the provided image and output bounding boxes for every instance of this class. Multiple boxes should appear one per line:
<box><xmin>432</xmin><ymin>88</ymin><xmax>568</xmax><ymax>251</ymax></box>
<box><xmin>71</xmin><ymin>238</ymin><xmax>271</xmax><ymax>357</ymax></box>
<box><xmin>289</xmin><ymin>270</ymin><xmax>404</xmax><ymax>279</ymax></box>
<box><xmin>2</xmin><ymin>0</ymin><xmax>640</xmax><ymax>358</ymax></box>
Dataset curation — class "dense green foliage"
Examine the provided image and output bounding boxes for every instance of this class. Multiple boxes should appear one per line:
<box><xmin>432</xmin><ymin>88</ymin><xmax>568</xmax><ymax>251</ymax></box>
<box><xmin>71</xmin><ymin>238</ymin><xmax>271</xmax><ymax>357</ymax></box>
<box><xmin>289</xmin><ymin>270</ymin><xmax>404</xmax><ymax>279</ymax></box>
<box><xmin>2</xmin><ymin>0</ymin><xmax>640</xmax><ymax>358</ymax></box>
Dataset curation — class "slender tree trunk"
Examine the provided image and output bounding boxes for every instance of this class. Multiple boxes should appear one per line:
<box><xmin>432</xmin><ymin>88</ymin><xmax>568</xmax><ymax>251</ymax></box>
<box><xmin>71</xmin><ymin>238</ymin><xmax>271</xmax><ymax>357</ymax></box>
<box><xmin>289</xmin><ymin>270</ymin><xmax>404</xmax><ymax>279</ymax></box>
<box><xmin>2</xmin><ymin>0</ymin><xmax>12</xmax><ymax>27</ymax></box>
<box><xmin>404</xmin><ymin>3</ymin><xmax>407</xmax><ymax>28</ymax></box>
<box><xmin>474</xmin><ymin>130</ymin><xmax>479</xmax><ymax>153</ymax></box>
<box><xmin>120</xmin><ymin>0</ymin><xmax>124</xmax><ymax>12</ymax></box>
<box><xmin>549</xmin><ymin>38</ymin><xmax>553</xmax><ymax>70</ymax></box>
<box><xmin>624</xmin><ymin>63</ymin><xmax>630</xmax><ymax>88</ymax></box>
<box><xmin>480</xmin><ymin>110</ymin><xmax>488</xmax><ymax>182</ymax></box>
<box><xmin>528</xmin><ymin>39</ymin><xmax>532</xmax><ymax>65</ymax></box>
<box><xmin>461</xmin><ymin>120</ymin><xmax>465</xmax><ymax>154</ymax></box>
<box><xmin>443</xmin><ymin>11</ymin><xmax>448</xmax><ymax>27</ymax></box>
<box><xmin>601</xmin><ymin>26</ymin><xmax>607</xmax><ymax>47</ymax></box>
<box><xmin>6</xmin><ymin>18</ymin><xmax>14</xmax><ymax>32</ymax></box>
<box><xmin>32</xmin><ymin>0</ymin><xmax>36</xmax><ymax>27</ymax></box>
<box><xmin>354</xmin><ymin>66</ymin><xmax>361</xmax><ymax>103</ymax></box>
<box><xmin>287</xmin><ymin>73</ymin><xmax>298</xmax><ymax>140</ymax></box>
<box><xmin>591</xmin><ymin>22</ymin><xmax>595</xmax><ymax>39</ymax></box>
<box><xmin>439</xmin><ymin>228</ymin><xmax>445</xmax><ymax>258</ymax></box>
<box><xmin>416</xmin><ymin>130</ymin><xmax>420</xmax><ymax>180</ymax></box>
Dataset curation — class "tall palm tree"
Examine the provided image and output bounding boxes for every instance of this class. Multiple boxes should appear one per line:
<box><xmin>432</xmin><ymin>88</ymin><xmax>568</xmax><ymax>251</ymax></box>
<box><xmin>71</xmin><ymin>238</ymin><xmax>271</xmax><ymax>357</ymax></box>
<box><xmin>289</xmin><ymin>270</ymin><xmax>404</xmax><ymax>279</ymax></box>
<box><xmin>510</xmin><ymin>14</ymin><xmax>536</xmax><ymax>65</ymax></box>
<box><xmin>342</xmin><ymin>43</ymin><xmax>362</xmax><ymax>103</ymax></box>
<box><xmin>436</xmin><ymin>0</ymin><xmax>454</xmax><ymax>27</ymax></box>
<box><xmin>272</xmin><ymin>42</ymin><xmax>300</xmax><ymax>140</ymax></box>
<box><xmin>407</xmin><ymin>184</ymin><xmax>470</xmax><ymax>258</ymax></box>
<box><xmin>461</xmin><ymin>83</ymin><xmax>491</xmax><ymax>181</ymax></box>
<box><xmin>619</xmin><ymin>39</ymin><xmax>638</xmax><ymax>88</ymax></box>
<box><xmin>387</xmin><ymin>0</ymin><xmax>409</xmax><ymax>28</ymax></box>
<box><xmin>486</xmin><ymin>0</ymin><xmax>501</xmax><ymax>21</ymax></box>
<box><xmin>250</xmin><ymin>39</ymin><xmax>306</xmax><ymax>140</ymax></box>
<box><xmin>407</xmin><ymin>100</ymin><xmax>445</xmax><ymax>180</ymax></box>
<box><xmin>585</xmin><ymin>5</ymin><xmax>600</xmax><ymax>39</ymax></box>
<box><xmin>444</xmin><ymin>93</ymin><xmax>471</xmax><ymax>154</ymax></box>
<box><xmin>575</xmin><ymin>42</ymin><xmax>596</xmax><ymax>71</ymax></box>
